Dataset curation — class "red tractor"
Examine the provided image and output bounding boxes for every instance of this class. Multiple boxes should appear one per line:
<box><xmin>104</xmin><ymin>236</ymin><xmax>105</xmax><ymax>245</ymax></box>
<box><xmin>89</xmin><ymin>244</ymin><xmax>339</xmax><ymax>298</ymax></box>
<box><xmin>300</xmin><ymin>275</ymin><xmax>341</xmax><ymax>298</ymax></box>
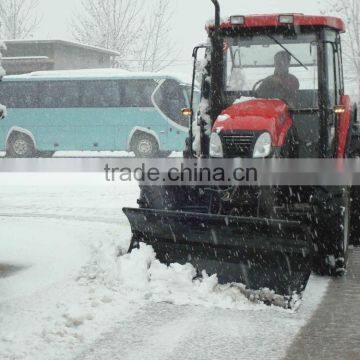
<box><xmin>124</xmin><ymin>1</ymin><xmax>360</xmax><ymax>306</ymax></box>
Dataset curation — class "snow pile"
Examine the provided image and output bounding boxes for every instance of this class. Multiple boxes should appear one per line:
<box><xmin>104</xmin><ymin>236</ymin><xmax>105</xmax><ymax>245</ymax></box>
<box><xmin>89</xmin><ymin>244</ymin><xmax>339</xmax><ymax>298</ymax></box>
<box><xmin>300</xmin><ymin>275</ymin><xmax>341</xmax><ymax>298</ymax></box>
<box><xmin>112</xmin><ymin>244</ymin><xmax>268</xmax><ymax>310</ymax></box>
<box><xmin>76</xmin><ymin>240</ymin><xmax>267</xmax><ymax>310</ymax></box>
<box><xmin>76</xmin><ymin>237</ymin><xmax>300</xmax><ymax>311</ymax></box>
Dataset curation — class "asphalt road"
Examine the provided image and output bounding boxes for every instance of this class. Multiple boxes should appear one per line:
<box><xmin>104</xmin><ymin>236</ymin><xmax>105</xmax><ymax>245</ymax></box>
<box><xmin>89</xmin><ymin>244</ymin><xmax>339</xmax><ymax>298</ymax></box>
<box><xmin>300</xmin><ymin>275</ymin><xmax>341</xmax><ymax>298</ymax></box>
<box><xmin>286</xmin><ymin>247</ymin><xmax>360</xmax><ymax>360</ymax></box>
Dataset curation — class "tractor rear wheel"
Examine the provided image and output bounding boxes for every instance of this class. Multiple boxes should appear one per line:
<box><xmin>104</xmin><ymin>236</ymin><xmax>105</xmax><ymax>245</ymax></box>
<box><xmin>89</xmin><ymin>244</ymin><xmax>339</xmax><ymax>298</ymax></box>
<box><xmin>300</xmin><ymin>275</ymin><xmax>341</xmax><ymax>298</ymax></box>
<box><xmin>313</xmin><ymin>187</ymin><xmax>350</xmax><ymax>276</ymax></box>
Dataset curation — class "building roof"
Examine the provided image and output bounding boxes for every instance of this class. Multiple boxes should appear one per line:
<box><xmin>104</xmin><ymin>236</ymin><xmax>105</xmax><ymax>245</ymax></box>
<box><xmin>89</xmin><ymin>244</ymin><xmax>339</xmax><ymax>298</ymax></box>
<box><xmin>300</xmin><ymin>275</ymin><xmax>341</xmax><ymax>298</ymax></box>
<box><xmin>4</xmin><ymin>39</ymin><xmax>121</xmax><ymax>56</ymax></box>
<box><xmin>2</xmin><ymin>56</ymin><xmax>51</xmax><ymax>61</ymax></box>
<box><xmin>208</xmin><ymin>14</ymin><xmax>345</xmax><ymax>32</ymax></box>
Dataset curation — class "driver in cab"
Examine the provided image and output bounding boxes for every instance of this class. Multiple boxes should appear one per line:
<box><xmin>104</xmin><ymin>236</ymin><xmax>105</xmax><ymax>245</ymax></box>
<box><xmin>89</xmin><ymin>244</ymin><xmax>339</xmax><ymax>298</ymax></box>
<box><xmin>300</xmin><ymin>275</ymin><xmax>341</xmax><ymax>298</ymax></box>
<box><xmin>255</xmin><ymin>51</ymin><xmax>299</xmax><ymax>108</ymax></box>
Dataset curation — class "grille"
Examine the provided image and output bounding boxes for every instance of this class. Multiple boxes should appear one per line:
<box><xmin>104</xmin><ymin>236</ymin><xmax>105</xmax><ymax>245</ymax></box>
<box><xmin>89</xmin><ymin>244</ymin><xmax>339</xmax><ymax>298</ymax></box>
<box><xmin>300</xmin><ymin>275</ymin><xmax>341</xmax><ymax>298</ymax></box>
<box><xmin>221</xmin><ymin>132</ymin><xmax>256</xmax><ymax>158</ymax></box>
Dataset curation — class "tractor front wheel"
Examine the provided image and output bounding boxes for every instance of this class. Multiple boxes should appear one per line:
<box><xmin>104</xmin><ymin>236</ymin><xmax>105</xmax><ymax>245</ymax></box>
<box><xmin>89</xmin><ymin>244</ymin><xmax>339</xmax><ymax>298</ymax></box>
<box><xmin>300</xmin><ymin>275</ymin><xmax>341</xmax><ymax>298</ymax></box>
<box><xmin>313</xmin><ymin>188</ymin><xmax>350</xmax><ymax>276</ymax></box>
<box><xmin>350</xmin><ymin>186</ymin><xmax>360</xmax><ymax>246</ymax></box>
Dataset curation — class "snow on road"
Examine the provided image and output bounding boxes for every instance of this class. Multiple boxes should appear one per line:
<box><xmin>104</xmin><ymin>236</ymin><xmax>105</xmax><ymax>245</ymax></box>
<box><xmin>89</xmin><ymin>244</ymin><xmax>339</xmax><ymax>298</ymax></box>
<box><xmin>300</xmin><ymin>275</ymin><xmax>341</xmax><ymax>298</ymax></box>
<box><xmin>0</xmin><ymin>176</ymin><xmax>330</xmax><ymax>359</ymax></box>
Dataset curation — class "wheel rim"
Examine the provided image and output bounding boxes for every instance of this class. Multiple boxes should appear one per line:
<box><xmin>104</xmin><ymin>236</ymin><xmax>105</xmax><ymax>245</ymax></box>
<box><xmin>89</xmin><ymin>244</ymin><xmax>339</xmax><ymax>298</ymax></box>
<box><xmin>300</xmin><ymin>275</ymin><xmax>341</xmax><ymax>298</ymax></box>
<box><xmin>138</xmin><ymin>139</ymin><xmax>153</xmax><ymax>156</ymax></box>
<box><xmin>13</xmin><ymin>139</ymin><xmax>29</xmax><ymax>156</ymax></box>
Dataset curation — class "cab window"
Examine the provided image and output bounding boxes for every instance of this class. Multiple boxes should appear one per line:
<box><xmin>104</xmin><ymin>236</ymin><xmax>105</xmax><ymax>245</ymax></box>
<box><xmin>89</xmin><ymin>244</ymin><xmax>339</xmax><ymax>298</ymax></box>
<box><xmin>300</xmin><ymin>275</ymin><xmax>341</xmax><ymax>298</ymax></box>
<box><xmin>325</xmin><ymin>42</ymin><xmax>337</xmax><ymax>107</ymax></box>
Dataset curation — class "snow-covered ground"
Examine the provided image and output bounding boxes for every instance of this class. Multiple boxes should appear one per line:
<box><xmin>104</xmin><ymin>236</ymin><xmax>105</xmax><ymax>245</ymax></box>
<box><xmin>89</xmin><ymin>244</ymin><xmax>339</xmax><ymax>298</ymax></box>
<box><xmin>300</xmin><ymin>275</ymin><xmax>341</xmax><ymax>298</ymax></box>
<box><xmin>0</xmin><ymin>176</ymin><xmax>330</xmax><ymax>360</ymax></box>
<box><xmin>0</xmin><ymin>151</ymin><xmax>183</xmax><ymax>158</ymax></box>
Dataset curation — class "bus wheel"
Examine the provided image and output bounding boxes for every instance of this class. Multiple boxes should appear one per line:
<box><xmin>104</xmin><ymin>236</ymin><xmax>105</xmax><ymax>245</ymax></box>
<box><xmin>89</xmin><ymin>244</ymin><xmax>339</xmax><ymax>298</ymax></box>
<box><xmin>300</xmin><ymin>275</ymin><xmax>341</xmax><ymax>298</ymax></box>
<box><xmin>132</xmin><ymin>133</ymin><xmax>159</xmax><ymax>158</ymax></box>
<box><xmin>7</xmin><ymin>133</ymin><xmax>36</xmax><ymax>158</ymax></box>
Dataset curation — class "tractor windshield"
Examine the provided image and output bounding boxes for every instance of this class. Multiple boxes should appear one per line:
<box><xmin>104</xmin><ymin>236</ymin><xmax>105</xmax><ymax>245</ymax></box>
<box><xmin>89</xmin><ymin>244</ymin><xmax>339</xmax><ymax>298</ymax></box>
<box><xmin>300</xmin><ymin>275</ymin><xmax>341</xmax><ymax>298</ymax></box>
<box><xmin>225</xmin><ymin>33</ymin><xmax>318</xmax><ymax>110</ymax></box>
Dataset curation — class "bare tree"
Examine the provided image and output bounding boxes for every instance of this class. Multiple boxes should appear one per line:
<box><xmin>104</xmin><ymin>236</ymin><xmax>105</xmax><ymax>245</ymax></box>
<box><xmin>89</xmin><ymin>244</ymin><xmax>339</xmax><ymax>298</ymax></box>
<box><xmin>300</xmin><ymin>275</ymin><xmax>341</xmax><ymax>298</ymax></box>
<box><xmin>134</xmin><ymin>0</ymin><xmax>178</xmax><ymax>72</ymax></box>
<box><xmin>0</xmin><ymin>0</ymin><xmax>41</xmax><ymax>39</ymax></box>
<box><xmin>71</xmin><ymin>0</ymin><xmax>142</xmax><ymax>67</ymax></box>
<box><xmin>321</xmin><ymin>0</ymin><xmax>360</xmax><ymax>99</ymax></box>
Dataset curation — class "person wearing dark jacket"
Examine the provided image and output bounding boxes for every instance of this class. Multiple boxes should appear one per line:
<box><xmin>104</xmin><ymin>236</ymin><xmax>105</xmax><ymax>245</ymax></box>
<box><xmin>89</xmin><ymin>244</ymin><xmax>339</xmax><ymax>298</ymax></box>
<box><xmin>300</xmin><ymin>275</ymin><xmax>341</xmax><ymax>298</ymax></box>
<box><xmin>256</xmin><ymin>51</ymin><xmax>300</xmax><ymax>107</ymax></box>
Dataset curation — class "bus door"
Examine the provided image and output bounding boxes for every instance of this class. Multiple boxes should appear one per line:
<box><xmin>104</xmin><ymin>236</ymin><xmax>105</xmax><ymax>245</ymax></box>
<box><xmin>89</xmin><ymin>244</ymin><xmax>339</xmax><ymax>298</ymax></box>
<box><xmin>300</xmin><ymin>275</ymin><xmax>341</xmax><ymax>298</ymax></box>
<box><xmin>152</xmin><ymin>79</ymin><xmax>189</xmax><ymax>150</ymax></box>
<box><xmin>118</xmin><ymin>79</ymin><xmax>159</xmax><ymax>150</ymax></box>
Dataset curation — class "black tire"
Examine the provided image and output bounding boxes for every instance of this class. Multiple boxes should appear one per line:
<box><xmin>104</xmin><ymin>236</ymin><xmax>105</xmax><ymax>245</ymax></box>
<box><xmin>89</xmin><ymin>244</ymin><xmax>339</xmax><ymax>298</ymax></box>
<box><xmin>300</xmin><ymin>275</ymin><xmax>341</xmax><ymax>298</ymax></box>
<box><xmin>132</xmin><ymin>133</ymin><xmax>159</xmax><ymax>158</ymax></box>
<box><xmin>6</xmin><ymin>133</ymin><xmax>36</xmax><ymax>158</ymax></box>
<box><xmin>313</xmin><ymin>187</ymin><xmax>350</xmax><ymax>276</ymax></box>
<box><xmin>350</xmin><ymin>186</ymin><xmax>360</xmax><ymax>246</ymax></box>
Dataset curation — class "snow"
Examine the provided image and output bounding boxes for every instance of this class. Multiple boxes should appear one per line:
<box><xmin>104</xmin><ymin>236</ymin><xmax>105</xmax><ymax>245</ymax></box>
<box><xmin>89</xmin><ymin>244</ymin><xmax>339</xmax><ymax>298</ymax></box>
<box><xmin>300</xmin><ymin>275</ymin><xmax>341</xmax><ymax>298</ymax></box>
<box><xmin>4</xmin><ymin>69</ymin><xmax>192</xmax><ymax>85</ymax></box>
<box><xmin>2</xmin><ymin>56</ymin><xmax>49</xmax><ymax>60</ymax></box>
<box><xmin>193</xmin><ymin>98</ymin><xmax>211</xmax><ymax>155</ymax></box>
<box><xmin>0</xmin><ymin>103</ymin><xmax>7</xmax><ymax>117</ymax></box>
<box><xmin>3</xmin><ymin>39</ymin><xmax>121</xmax><ymax>57</ymax></box>
<box><xmin>233</xmin><ymin>96</ymin><xmax>257</xmax><ymax>104</ymax></box>
<box><xmin>0</xmin><ymin>151</ymin><xmax>182</xmax><ymax>159</ymax></box>
<box><xmin>29</xmin><ymin>68</ymin><xmax>131</xmax><ymax>77</ymax></box>
<box><xmin>0</xmin><ymin>177</ymin><xmax>330</xmax><ymax>359</ymax></box>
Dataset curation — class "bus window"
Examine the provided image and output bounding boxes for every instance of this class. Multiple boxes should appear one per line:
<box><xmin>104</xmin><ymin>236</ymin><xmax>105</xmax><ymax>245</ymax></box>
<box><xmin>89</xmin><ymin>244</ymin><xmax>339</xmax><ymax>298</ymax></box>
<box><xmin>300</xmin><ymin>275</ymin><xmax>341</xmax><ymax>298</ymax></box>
<box><xmin>39</xmin><ymin>81</ymin><xmax>80</xmax><ymax>108</ymax></box>
<box><xmin>153</xmin><ymin>79</ymin><xmax>188</xmax><ymax>127</ymax></box>
<box><xmin>120</xmin><ymin>80</ymin><xmax>157</xmax><ymax>107</ymax></box>
<box><xmin>81</xmin><ymin>80</ymin><xmax>120</xmax><ymax>107</ymax></box>
<box><xmin>0</xmin><ymin>81</ymin><xmax>39</xmax><ymax>108</ymax></box>
<box><xmin>185</xmin><ymin>85</ymin><xmax>200</xmax><ymax>113</ymax></box>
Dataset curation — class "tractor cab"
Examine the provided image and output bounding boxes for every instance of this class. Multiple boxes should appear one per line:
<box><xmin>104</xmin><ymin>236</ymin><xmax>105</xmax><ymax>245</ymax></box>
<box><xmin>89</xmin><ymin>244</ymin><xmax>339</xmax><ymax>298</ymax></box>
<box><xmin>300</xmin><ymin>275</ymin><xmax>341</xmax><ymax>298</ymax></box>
<box><xmin>190</xmin><ymin>12</ymin><xmax>354</xmax><ymax>160</ymax></box>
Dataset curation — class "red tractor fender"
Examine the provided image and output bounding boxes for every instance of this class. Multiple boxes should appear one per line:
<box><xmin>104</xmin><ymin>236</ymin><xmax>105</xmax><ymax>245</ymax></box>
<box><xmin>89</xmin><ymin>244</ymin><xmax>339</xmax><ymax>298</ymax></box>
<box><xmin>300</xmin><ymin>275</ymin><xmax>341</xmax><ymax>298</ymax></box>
<box><xmin>336</xmin><ymin>95</ymin><xmax>352</xmax><ymax>158</ymax></box>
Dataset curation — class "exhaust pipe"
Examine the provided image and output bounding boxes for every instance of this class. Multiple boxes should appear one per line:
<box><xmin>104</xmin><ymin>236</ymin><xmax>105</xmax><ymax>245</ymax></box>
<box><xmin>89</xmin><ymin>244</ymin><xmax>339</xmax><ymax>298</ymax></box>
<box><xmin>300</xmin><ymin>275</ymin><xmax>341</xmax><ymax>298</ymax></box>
<box><xmin>208</xmin><ymin>0</ymin><xmax>223</xmax><ymax>145</ymax></box>
<box><xmin>210</xmin><ymin>0</ymin><xmax>221</xmax><ymax>28</ymax></box>
<box><xmin>199</xmin><ymin>1</ymin><xmax>221</xmax><ymax>157</ymax></box>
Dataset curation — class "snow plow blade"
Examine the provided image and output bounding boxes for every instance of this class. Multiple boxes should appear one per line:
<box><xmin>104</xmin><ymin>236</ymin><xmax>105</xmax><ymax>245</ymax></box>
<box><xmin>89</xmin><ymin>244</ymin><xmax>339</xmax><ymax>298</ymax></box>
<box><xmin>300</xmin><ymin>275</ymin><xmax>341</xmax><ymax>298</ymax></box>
<box><xmin>123</xmin><ymin>208</ymin><xmax>312</xmax><ymax>303</ymax></box>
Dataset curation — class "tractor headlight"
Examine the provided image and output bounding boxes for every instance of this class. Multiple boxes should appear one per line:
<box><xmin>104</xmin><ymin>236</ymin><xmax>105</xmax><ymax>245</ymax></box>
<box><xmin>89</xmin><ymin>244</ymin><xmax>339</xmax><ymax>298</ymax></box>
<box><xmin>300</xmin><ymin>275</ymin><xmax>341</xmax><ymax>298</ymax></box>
<box><xmin>210</xmin><ymin>132</ymin><xmax>223</xmax><ymax>158</ymax></box>
<box><xmin>253</xmin><ymin>132</ymin><xmax>272</xmax><ymax>158</ymax></box>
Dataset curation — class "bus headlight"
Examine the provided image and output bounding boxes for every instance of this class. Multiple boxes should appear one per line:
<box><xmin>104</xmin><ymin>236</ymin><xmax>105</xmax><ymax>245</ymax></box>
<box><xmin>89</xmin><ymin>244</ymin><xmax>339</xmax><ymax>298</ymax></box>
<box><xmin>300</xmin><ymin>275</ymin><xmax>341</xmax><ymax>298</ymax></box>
<box><xmin>253</xmin><ymin>132</ymin><xmax>272</xmax><ymax>158</ymax></box>
<box><xmin>210</xmin><ymin>132</ymin><xmax>223</xmax><ymax>158</ymax></box>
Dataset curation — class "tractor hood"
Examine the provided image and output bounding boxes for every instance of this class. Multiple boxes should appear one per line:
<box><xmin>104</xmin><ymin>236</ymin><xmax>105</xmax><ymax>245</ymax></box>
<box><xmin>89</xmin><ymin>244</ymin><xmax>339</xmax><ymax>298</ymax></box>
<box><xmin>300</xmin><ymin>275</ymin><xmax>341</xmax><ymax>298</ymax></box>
<box><xmin>213</xmin><ymin>99</ymin><xmax>293</xmax><ymax>147</ymax></box>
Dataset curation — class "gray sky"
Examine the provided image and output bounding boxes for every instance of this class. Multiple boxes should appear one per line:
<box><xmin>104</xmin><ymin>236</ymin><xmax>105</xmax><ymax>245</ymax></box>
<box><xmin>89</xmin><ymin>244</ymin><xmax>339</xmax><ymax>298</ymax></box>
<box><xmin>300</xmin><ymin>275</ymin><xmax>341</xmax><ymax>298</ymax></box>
<box><xmin>34</xmin><ymin>0</ymin><xmax>329</xmax><ymax>72</ymax></box>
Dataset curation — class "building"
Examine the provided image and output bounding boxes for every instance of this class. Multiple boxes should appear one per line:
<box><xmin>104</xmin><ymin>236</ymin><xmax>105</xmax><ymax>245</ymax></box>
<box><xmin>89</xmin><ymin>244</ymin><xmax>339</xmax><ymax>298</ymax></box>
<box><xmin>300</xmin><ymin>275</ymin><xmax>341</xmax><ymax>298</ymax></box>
<box><xmin>0</xmin><ymin>40</ymin><xmax>120</xmax><ymax>75</ymax></box>
<box><xmin>0</xmin><ymin>41</ymin><xmax>5</xmax><ymax>78</ymax></box>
